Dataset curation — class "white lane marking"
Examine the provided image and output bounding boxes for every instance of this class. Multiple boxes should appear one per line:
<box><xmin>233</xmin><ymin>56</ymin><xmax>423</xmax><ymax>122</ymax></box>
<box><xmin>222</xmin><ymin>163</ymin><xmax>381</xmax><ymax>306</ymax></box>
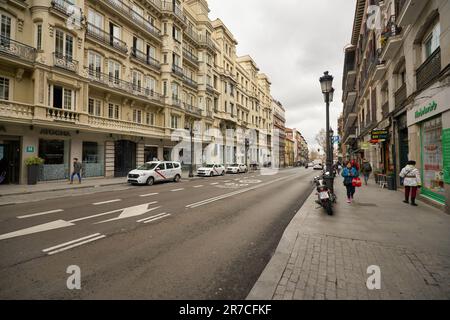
<box><xmin>45</xmin><ymin>235</ymin><xmax>106</xmax><ymax>255</ymax></box>
<box><xmin>95</xmin><ymin>204</ymin><xmax>160</xmax><ymax>224</ymax></box>
<box><xmin>186</xmin><ymin>175</ymin><xmax>292</xmax><ymax>209</ymax></box>
<box><xmin>136</xmin><ymin>213</ymin><xmax>169</xmax><ymax>223</ymax></box>
<box><xmin>0</xmin><ymin>220</ymin><xmax>74</xmax><ymax>241</ymax></box>
<box><xmin>17</xmin><ymin>209</ymin><xmax>64</xmax><ymax>219</ymax></box>
<box><xmin>139</xmin><ymin>193</ymin><xmax>159</xmax><ymax>197</ymax></box>
<box><xmin>193</xmin><ymin>185</ymin><xmax>204</xmax><ymax>188</ymax></box>
<box><xmin>93</xmin><ymin>199</ymin><xmax>121</xmax><ymax>206</ymax></box>
<box><xmin>43</xmin><ymin>233</ymin><xmax>101</xmax><ymax>252</ymax></box>
<box><xmin>143</xmin><ymin>214</ymin><xmax>171</xmax><ymax>224</ymax></box>
<box><xmin>171</xmin><ymin>188</ymin><xmax>184</xmax><ymax>192</ymax></box>
<box><xmin>210</xmin><ymin>183</ymin><xmax>219</xmax><ymax>185</ymax></box>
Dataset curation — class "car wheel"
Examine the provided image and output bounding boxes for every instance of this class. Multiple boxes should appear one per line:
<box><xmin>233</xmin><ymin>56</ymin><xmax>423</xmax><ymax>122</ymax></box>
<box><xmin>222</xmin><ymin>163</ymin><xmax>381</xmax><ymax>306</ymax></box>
<box><xmin>210</xmin><ymin>172</ymin><xmax>214</xmax><ymax>177</ymax></box>
<box><xmin>146</xmin><ymin>177</ymin><xmax>154</xmax><ymax>186</ymax></box>
<box><xmin>221</xmin><ymin>171</ymin><xmax>225</xmax><ymax>176</ymax></box>
<box><xmin>174</xmin><ymin>174</ymin><xmax>181</xmax><ymax>183</ymax></box>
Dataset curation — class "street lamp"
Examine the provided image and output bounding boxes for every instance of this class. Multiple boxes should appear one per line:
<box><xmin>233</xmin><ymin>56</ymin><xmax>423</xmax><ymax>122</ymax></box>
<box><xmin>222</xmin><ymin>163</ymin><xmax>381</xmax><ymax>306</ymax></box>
<box><xmin>185</xmin><ymin>122</ymin><xmax>195</xmax><ymax>178</ymax></box>
<box><xmin>245</xmin><ymin>138</ymin><xmax>250</xmax><ymax>167</ymax></box>
<box><xmin>319</xmin><ymin>71</ymin><xmax>335</xmax><ymax>191</ymax></box>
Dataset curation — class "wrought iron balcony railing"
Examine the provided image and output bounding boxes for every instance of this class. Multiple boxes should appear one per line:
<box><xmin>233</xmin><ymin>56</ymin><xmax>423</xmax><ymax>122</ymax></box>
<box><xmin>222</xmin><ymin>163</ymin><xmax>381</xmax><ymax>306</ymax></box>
<box><xmin>51</xmin><ymin>0</ymin><xmax>74</xmax><ymax>16</ymax></box>
<box><xmin>172</xmin><ymin>64</ymin><xmax>184</xmax><ymax>78</ymax></box>
<box><xmin>0</xmin><ymin>36</ymin><xmax>36</xmax><ymax>63</ymax></box>
<box><xmin>86</xmin><ymin>23</ymin><xmax>128</xmax><ymax>54</ymax></box>
<box><xmin>394</xmin><ymin>83</ymin><xmax>407</xmax><ymax>108</ymax></box>
<box><xmin>382</xmin><ymin>101</ymin><xmax>390</xmax><ymax>117</ymax></box>
<box><xmin>86</xmin><ymin>69</ymin><xmax>163</xmax><ymax>103</ymax></box>
<box><xmin>416</xmin><ymin>47</ymin><xmax>441</xmax><ymax>92</ymax></box>
<box><xmin>184</xmin><ymin>103</ymin><xmax>202</xmax><ymax>116</ymax></box>
<box><xmin>131</xmin><ymin>47</ymin><xmax>160</xmax><ymax>70</ymax></box>
<box><xmin>53</xmin><ymin>52</ymin><xmax>78</xmax><ymax>72</ymax></box>
<box><xmin>104</xmin><ymin>0</ymin><xmax>161</xmax><ymax>38</ymax></box>
<box><xmin>183</xmin><ymin>48</ymin><xmax>198</xmax><ymax>64</ymax></box>
<box><xmin>183</xmin><ymin>76</ymin><xmax>198</xmax><ymax>89</ymax></box>
<box><xmin>161</xmin><ymin>1</ymin><xmax>187</xmax><ymax>25</ymax></box>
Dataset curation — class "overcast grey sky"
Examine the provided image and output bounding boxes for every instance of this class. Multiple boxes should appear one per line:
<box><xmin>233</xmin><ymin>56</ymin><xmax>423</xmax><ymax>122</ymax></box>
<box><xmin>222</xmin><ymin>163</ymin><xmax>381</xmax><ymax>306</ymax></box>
<box><xmin>208</xmin><ymin>0</ymin><xmax>357</xmax><ymax>150</ymax></box>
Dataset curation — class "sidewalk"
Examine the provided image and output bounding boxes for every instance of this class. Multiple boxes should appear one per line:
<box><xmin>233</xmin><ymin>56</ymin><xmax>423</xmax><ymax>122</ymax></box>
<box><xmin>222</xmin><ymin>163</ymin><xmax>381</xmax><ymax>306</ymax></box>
<box><xmin>248</xmin><ymin>180</ymin><xmax>450</xmax><ymax>300</ymax></box>
<box><xmin>0</xmin><ymin>170</ymin><xmax>199</xmax><ymax>197</ymax></box>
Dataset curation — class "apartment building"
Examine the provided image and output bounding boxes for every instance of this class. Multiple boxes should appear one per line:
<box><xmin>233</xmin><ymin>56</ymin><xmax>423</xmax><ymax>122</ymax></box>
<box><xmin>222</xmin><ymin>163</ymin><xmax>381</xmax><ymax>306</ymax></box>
<box><xmin>342</xmin><ymin>0</ymin><xmax>449</xmax><ymax>211</ymax></box>
<box><xmin>272</xmin><ymin>98</ymin><xmax>286</xmax><ymax>168</ymax></box>
<box><xmin>0</xmin><ymin>0</ymin><xmax>275</xmax><ymax>185</ymax></box>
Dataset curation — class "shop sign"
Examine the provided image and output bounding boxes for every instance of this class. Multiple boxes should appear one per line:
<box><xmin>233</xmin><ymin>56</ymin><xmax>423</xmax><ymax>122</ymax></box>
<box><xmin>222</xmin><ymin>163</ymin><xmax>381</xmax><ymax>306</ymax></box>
<box><xmin>443</xmin><ymin>129</ymin><xmax>450</xmax><ymax>184</ymax></box>
<box><xmin>408</xmin><ymin>86</ymin><xmax>450</xmax><ymax>126</ymax></box>
<box><xmin>415</xmin><ymin>101</ymin><xmax>437</xmax><ymax>119</ymax></box>
<box><xmin>371</xmin><ymin>130</ymin><xmax>388</xmax><ymax>141</ymax></box>
<box><xmin>40</xmin><ymin>129</ymin><xmax>71</xmax><ymax>136</ymax></box>
<box><xmin>26</xmin><ymin>146</ymin><xmax>35</xmax><ymax>153</ymax></box>
<box><xmin>361</xmin><ymin>142</ymin><xmax>370</xmax><ymax>150</ymax></box>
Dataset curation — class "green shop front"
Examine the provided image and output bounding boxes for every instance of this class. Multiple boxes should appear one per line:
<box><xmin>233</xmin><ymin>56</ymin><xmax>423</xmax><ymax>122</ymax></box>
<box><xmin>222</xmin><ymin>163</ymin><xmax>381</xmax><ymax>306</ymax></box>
<box><xmin>407</xmin><ymin>84</ymin><xmax>450</xmax><ymax>212</ymax></box>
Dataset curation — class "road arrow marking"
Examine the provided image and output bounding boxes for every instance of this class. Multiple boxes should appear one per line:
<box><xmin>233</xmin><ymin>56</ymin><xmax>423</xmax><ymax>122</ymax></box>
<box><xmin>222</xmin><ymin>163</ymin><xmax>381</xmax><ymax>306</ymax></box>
<box><xmin>17</xmin><ymin>209</ymin><xmax>64</xmax><ymax>219</ymax></box>
<box><xmin>95</xmin><ymin>203</ymin><xmax>160</xmax><ymax>224</ymax></box>
<box><xmin>0</xmin><ymin>220</ymin><xmax>74</xmax><ymax>241</ymax></box>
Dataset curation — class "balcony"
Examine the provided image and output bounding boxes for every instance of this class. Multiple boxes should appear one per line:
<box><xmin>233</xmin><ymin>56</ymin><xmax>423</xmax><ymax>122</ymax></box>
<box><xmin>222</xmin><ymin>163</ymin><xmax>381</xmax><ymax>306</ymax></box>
<box><xmin>373</xmin><ymin>62</ymin><xmax>387</xmax><ymax>82</ymax></box>
<box><xmin>103</xmin><ymin>0</ymin><xmax>161</xmax><ymax>40</ymax></box>
<box><xmin>88</xmin><ymin>115</ymin><xmax>165</xmax><ymax>137</ymax></box>
<box><xmin>394</xmin><ymin>83</ymin><xmax>407</xmax><ymax>108</ymax></box>
<box><xmin>161</xmin><ymin>1</ymin><xmax>187</xmax><ymax>26</ymax></box>
<box><xmin>46</xmin><ymin>107</ymin><xmax>81</xmax><ymax>123</ymax></box>
<box><xmin>172</xmin><ymin>65</ymin><xmax>184</xmax><ymax>78</ymax></box>
<box><xmin>206</xmin><ymin>84</ymin><xmax>215</xmax><ymax>94</ymax></box>
<box><xmin>416</xmin><ymin>48</ymin><xmax>441</xmax><ymax>92</ymax></box>
<box><xmin>172</xmin><ymin>97</ymin><xmax>182</xmax><ymax>109</ymax></box>
<box><xmin>183</xmin><ymin>76</ymin><xmax>198</xmax><ymax>89</ymax></box>
<box><xmin>86</xmin><ymin>69</ymin><xmax>164</xmax><ymax>104</ymax></box>
<box><xmin>206</xmin><ymin>110</ymin><xmax>214</xmax><ymax>119</ymax></box>
<box><xmin>344</xmin><ymin>70</ymin><xmax>356</xmax><ymax>92</ymax></box>
<box><xmin>198</xmin><ymin>35</ymin><xmax>217</xmax><ymax>52</ymax></box>
<box><xmin>0</xmin><ymin>100</ymin><xmax>34</xmax><ymax>121</ymax></box>
<box><xmin>51</xmin><ymin>0</ymin><xmax>74</xmax><ymax>16</ymax></box>
<box><xmin>184</xmin><ymin>27</ymin><xmax>199</xmax><ymax>43</ymax></box>
<box><xmin>379</xmin><ymin>15</ymin><xmax>403</xmax><ymax>62</ymax></box>
<box><xmin>382</xmin><ymin>101</ymin><xmax>390</xmax><ymax>117</ymax></box>
<box><xmin>53</xmin><ymin>52</ymin><xmax>78</xmax><ymax>72</ymax></box>
<box><xmin>131</xmin><ymin>47</ymin><xmax>160</xmax><ymax>71</ymax></box>
<box><xmin>397</xmin><ymin>0</ymin><xmax>427</xmax><ymax>27</ymax></box>
<box><xmin>184</xmin><ymin>103</ymin><xmax>202</xmax><ymax>117</ymax></box>
<box><xmin>183</xmin><ymin>49</ymin><xmax>199</xmax><ymax>65</ymax></box>
<box><xmin>86</xmin><ymin>23</ymin><xmax>128</xmax><ymax>54</ymax></box>
<box><xmin>0</xmin><ymin>36</ymin><xmax>36</xmax><ymax>64</ymax></box>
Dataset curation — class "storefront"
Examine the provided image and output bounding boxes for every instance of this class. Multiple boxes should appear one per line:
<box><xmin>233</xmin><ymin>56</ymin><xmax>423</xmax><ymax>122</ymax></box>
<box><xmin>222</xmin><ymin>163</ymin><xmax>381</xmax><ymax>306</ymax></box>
<box><xmin>407</xmin><ymin>83</ymin><xmax>450</xmax><ymax>208</ymax></box>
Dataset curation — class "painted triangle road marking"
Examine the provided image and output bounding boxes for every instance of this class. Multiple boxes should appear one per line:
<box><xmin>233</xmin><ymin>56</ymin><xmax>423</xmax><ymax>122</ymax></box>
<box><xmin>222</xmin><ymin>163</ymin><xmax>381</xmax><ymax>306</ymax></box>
<box><xmin>95</xmin><ymin>203</ymin><xmax>161</xmax><ymax>224</ymax></box>
<box><xmin>0</xmin><ymin>220</ymin><xmax>74</xmax><ymax>241</ymax></box>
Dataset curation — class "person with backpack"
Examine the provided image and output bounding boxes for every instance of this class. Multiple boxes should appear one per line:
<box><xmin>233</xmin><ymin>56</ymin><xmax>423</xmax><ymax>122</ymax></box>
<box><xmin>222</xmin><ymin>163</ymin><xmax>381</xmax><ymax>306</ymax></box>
<box><xmin>399</xmin><ymin>160</ymin><xmax>422</xmax><ymax>206</ymax></box>
<box><xmin>361</xmin><ymin>159</ymin><xmax>373</xmax><ymax>185</ymax></box>
<box><xmin>342</xmin><ymin>161</ymin><xmax>360</xmax><ymax>204</ymax></box>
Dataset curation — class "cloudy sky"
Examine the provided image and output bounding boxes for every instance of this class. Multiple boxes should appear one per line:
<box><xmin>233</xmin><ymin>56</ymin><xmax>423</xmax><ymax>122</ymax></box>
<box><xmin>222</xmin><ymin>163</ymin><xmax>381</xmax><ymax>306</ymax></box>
<box><xmin>208</xmin><ymin>0</ymin><xmax>357</xmax><ymax>150</ymax></box>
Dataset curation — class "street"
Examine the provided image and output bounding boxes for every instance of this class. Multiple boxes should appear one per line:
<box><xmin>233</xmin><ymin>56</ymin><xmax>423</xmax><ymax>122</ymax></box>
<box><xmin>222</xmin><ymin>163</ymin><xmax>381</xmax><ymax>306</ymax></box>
<box><xmin>0</xmin><ymin>168</ymin><xmax>315</xmax><ymax>299</ymax></box>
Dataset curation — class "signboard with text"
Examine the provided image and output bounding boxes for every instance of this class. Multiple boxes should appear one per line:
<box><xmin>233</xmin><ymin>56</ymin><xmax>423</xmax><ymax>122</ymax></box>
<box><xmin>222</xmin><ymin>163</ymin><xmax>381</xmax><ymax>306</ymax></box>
<box><xmin>371</xmin><ymin>130</ymin><xmax>388</xmax><ymax>141</ymax></box>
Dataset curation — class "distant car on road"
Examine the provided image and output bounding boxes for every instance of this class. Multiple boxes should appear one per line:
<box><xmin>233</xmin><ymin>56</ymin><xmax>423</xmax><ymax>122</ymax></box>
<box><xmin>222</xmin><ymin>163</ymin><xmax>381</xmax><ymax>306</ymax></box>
<box><xmin>313</xmin><ymin>163</ymin><xmax>324</xmax><ymax>170</ymax></box>
<box><xmin>128</xmin><ymin>161</ymin><xmax>182</xmax><ymax>186</ymax></box>
<box><xmin>226</xmin><ymin>164</ymin><xmax>248</xmax><ymax>174</ymax></box>
<box><xmin>197</xmin><ymin>164</ymin><xmax>226</xmax><ymax>177</ymax></box>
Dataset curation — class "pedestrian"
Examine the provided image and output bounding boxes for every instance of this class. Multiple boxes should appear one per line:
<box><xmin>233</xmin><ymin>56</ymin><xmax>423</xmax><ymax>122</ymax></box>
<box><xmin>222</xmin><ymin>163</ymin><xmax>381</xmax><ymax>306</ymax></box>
<box><xmin>361</xmin><ymin>159</ymin><xmax>373</xmax><ymax>185</ymax></box>
<box><xmin>342</xmin><ymin>161</ymin><xmax>360</xmax><ymax>203</ymax></box>
<box><xmin>399</xmin><ymin>160</ymin><xmax>421</xmax><ymax>206</ymax></box>
<box><xmin>70</xmin><ymin>158</ymin><xmax>82</xmax><ymax>184</ymax></box>
<box><xmin>337</xmin><ymin>163</ymin><xmax>342</xmax><ymax>175</ymax></box>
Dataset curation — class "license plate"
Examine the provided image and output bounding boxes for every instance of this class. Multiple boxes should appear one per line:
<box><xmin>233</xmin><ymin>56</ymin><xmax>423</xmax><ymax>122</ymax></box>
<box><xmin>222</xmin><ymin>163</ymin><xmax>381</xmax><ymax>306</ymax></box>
<box><xmin>319</xmin><ymin>192</ymin><xmax>329</xmax><ymax>200</ymax></box>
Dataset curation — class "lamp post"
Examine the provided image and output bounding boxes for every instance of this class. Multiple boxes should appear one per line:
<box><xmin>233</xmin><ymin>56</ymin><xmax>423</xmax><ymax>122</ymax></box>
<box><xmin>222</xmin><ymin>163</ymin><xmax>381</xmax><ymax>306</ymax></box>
<box><xmin>320</xmin><ymin>71</ymin><xmax>335</xmax><ymax>191</ymax></box>
<box><xmin>245</xmin><ymin>138</ymin><xmax>250</xmax><ymax>167</ymax></box>
<box><xmin>185</xmin><ymin>121</ymin><xmax>195</xmax><ymax>178</ymax></box>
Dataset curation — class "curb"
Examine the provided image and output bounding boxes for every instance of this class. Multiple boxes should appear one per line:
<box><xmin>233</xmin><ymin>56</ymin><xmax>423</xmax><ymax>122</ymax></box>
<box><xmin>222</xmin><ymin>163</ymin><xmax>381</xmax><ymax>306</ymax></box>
<box><xmin>246</xmin><ymin>188</ymin><xmax>317</xmax><ymax>300</ymax></box>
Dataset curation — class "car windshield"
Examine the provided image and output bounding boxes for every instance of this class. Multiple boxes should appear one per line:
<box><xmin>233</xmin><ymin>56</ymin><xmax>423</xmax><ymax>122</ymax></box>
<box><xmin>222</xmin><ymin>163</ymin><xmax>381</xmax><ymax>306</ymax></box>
<box><xmin>230</xmin><ymin>164</ymin><xmax>239</xmax><ymax>167</ymax></box>
<box><xmin>205</xmin><ymin>164</ymin><xmax>215</xmax><ymax>168</ymax></box>
<box><xmin>137</xmin><ymin>163</ymin><xmax>158</xmax><ymax>171</ymax></box>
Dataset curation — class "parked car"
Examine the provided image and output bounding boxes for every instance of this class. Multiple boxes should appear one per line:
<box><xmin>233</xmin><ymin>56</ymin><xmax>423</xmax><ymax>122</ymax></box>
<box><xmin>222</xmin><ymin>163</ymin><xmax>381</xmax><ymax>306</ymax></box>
<box><xmin>128</xmin><ymin>161</ymin><xmax>182</xmax><ymax>186</ymax></box>
<box><xmin>226</xmin><ymin>164</ymin><xmax>248</xmax><ymax>174</ymax></box>
<box><xmin>313</xmin><ymin>163</ymin><xmax>324</xmax><ymax>170</ymax></box>
<box><xmin>197</xmin><ymin>164</ymin><xmax>226</xmax><ymax>177</ymax></box>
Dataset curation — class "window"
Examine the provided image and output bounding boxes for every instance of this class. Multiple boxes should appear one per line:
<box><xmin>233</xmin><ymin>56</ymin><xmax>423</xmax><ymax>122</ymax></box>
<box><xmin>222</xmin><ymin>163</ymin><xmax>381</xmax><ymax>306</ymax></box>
<box><xmin>88</xmin><ymin>51</ymin><xmax>102</xmax><ymax>77</ymax></box>
<box><xmin>133</xmin><ymin>109</ymin><xmax>142</xmax><ymax>123</ymax></box>
<box><xmin>146</xmin><ymin>112</ymin><xmax>155</xmax><ymax>126</ymax></box>
<box><xmin>171</xmin><ymin>82</ymin><xmax>179</xmax><ymax>99</ymax></box>
<box><xmin>173</xmin><ymin>26</ymin><xmax>181</xmax><ymax>43</ymax></box>
<box><xmin>108</xmin><ymin>103</ymin><xmax>120</xmax><ymax>119</ymax></box>
<box><xmin>49</xmin><ymin>85</ymin><xmax>74</xmax><ymax>110</ymax></box>
<box><xmin>88</xmin><ymin>9</ymin><xmax>103</xmax><ymax>30</ymax></box>
<box><xmin>36</xmin><ymin>24</ymin><xmax>42</xmax><ymax>50</ymax></box>
<box><xmin>108</xmin><ymin>60</ymin><xmax>121</xmax><ymax>83</ymax></box>
<box><xmin>132</xmin><ymin>70</ymin><xmax>143</xmax><ymax>91</ymax></box>
<box><xmin>170</xmin><ymin>115</ymin><xmax>180</xmax><ymax>129</ymax></box>
<box><xmin>0</xmin><ymin>76</ymin><xmax>10</xmax><ymax>100</ymax></box>
<box><xmin>1</xmin><ymin>13</ymin><xmax>12</xmax><ymax>40</ymax></box>
<box><xmin>166</xmin><ymin>163</ymin><xmax>174</xmax><ymax>169</ymax></box>
<box><xmin>109</xmin><ymin>22</ymin><xmax>121</xmax><ymax>41</ymax></box>
<box><xmin>145</xmin><ymin>76</ymin><xmax>156</xmax><ymax>95</ymax></box>
<box><xmin>423</xmin><ymin>22</ymin><xmax>440</xmax><ymax>60</ymax></box>
<box><xmin>55</xmin><ymin>29</ymin><xmax>73</xmax><ymax>60</ymax></box>
<box><xmin>88</xmin><ymin>98</ymin><xmax>101</xmax><ymax>116</ymax></box>
<box><xmin>173</xmin><ymin>53</ymin><xmax>181</xmax><ymax>67</ymax></box>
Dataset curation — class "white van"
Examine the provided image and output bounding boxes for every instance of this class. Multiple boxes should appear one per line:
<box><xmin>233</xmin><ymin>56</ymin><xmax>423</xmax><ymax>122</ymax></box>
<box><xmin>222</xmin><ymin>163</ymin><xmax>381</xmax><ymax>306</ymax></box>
<box><xmin>128</xmin><ymin>161</ymin><xmax>182</xmax><ymax>186</ymax></box>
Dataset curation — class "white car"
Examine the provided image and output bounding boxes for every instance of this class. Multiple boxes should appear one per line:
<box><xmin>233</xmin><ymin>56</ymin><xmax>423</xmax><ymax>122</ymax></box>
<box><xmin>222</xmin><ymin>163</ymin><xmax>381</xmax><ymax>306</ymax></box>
<box><xmin>128</xmin><ymin>161</ymin><xmax>182</xmax><ymax>186</ymax></box>
<box><xmin>226</xmin><ymin>164</ymin><xmax>248</xmax><ymax>174</ymax></box>
<box><xmin>313</xmin><ymin>163</ymin><xmax>324</xmax><ymax>170</ymax></box>
<box><xmin>197</xmin><ymin>164</ymin><xmax>226</xmax><ymax>177</ymax></box>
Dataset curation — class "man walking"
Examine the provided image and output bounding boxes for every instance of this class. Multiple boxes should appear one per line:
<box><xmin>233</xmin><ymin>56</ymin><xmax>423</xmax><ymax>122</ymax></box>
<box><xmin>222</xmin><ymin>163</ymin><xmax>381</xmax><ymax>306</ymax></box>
<box><xmin>70</xmin><ymin>158</ymin><xmax>82</xmax><ymax>184</ymax></box>
<box><xmin>361</xmin><ymin>159</ymin><xmax>373</xmax><ymax>185</ymax></box>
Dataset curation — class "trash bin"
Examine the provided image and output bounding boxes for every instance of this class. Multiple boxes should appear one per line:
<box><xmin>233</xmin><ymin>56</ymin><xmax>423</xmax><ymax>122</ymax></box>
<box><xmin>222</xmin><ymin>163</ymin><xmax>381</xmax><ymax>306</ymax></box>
<box><xmin>387</xmin><ymin>175</ymin><xmax>395</xmax><ymax>190</ymax></box>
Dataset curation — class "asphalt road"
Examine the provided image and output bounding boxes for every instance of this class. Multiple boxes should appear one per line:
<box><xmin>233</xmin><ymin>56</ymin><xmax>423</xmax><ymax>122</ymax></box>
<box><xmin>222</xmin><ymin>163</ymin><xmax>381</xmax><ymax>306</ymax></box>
<box><xmin>0</xmin><ymin>167</ymin><xmax>316</xmax><ymax>299</ymax></box>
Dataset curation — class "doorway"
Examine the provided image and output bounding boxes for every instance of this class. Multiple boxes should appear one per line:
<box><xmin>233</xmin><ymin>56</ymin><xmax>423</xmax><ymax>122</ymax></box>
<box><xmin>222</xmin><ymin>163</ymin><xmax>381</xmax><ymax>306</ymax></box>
<box><xmin>0</xmin><ymin>139</ymin><xmax>20</xmax><ymax>184</ymax></box>
<box><xmin>144</xmin><ymin>146</ymin><xmax>158</xmax><ymax>162</ymax></box>
<box><xmin>114</xmin><ymin>140</ymin><xmax>136</xmax><ymax>177</ymax></box>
